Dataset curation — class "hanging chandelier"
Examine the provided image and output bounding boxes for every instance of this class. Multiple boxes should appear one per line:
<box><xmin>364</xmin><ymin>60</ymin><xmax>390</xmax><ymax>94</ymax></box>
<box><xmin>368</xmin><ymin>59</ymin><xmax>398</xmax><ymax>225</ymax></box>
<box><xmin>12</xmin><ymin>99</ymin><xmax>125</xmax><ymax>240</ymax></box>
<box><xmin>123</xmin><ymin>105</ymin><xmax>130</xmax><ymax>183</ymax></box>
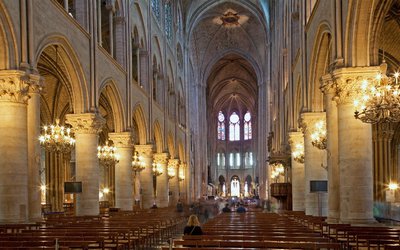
<box><xmin>97</xmin><ymin>140</ymin><xmax>119</xmax><ymax>167</ymax></box>
<box><xmin>270</xmin><ymin>162</ymin><xmax>284</xmax><ymax>181</ymax></box>
<box><xmin>132</xmin><ymin>151</ymin><xmax>145</xmax><ymax>172</ymax></box>
<box><xmin>178</xmin><ymin>165</ymin><xmax>185</xmax><ymax>181</ymax></box>
<box><xmin>167</xmin><ymin>165</ymin><xmax>176</xmax><ymax>179</ymax></box>
<box><xmin>311</xmin><ymin>120</ymin><xmax>327</xmax><ymax>150</ymax></box>
<box><xmin>152</xmin><ymin>162</ymin><xmax>163</xmax><ymax>176</ymax></box>
<box><xmin>39</xmin><ymin>119</ymin><xmax>75</xmax><ymax>153</ymax></box>
<box><xmin>354</xmin><ymin>61</ymin><xmax>400</xmax><ymax>124</ymax></box>
<box><xmin>292</xmin><ymin>143</ymin><xmax>305</xmax><ymax>163</ymax></box>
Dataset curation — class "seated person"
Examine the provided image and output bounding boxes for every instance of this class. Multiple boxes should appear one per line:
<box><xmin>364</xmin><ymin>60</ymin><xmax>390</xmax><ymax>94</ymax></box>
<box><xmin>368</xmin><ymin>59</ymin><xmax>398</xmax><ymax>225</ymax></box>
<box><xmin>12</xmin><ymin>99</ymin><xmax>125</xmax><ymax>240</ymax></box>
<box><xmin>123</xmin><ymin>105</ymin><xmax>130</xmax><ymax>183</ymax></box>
<box><xmin>184</xmin><ymin>214</ymin><xmax>203</xmax><ymax>235</ymax></box>
<box><xmin>236</xmin><ymin>204</ymin><xmax>246</xmax><ymax>213</ymax></box>
<box><xmin>222</xmin><ymin>204</ymin><xmax>231</xmax><ymax>213</ymax></box>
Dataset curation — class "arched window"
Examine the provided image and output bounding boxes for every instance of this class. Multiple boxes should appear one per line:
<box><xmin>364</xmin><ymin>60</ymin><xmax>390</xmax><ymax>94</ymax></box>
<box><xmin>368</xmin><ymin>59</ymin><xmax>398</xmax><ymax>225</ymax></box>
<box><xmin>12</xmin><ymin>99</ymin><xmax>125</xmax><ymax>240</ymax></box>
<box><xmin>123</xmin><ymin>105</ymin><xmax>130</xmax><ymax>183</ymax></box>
<box><xmin>244</xmin><ymin>111</ymin><xmax>252</xmax><ymax>140</ymax></box>
<box><xmin>244</xmin><ymin>152</ymin><xmax>253</xmax><ymax>169</ymax></box>
<box><xmin>177</xmin><ymin>7</ymin><xmax>182</xmax><ymax>34</ymax></box>
<box><xmin>164</xmin><ymin>2</ymin><xmax>172</xmax><ymax>41</ymax></box>
<box><xmin>217</xmin><ymin>153</ymin><xmax>225</xmax><ymax>169</ymax></box>
<box><xmin>229</xmin><ymin>112</ymin><xmax>240</xmax><ymax>141</ymax></box>
<box><xmin>151</xmin><ymin>0</ymin><xmax>160</xmax><ymax>22</ymax></box>
<box><xmin>217</xmin><ymin>111</ymin><xmax>225</xmax><ymax>140</ymax></box>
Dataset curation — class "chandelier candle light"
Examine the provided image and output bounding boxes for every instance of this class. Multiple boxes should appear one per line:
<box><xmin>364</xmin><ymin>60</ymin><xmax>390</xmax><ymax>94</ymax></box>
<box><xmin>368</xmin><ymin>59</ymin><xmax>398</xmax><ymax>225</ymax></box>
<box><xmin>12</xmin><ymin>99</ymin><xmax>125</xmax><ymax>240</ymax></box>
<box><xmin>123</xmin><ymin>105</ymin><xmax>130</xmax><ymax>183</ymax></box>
<box><xmin>178</xmin><ymin>166</ymin><xmax>185</xmax><ymax>181</ymax></box>
<box><xmin>292</xmin><ymin>143</ymin><xmax>305</xmax><ymax>163</ymax></box>
<box><xmin>132</xmin><ymin>151</ymin><xmax>145</xmax><ymax>172</ymax></box>
<box><xmin>97</xmin><ymin>140</ymin><xmax>119</xmax><ymax>167</ymax></box>
<box><xmin>167</xmin><ymin>165</ymin><xmax>176</xmax><ymax>179</ymax></box>
<box><xmin>152</xmin><ymin>162</ymin><xmax>163</xmax><ymax>176</ymax></box>
<box><xmin>39</xmin><ymin>119</ymin><xmax>75</xmax><ymax>153</ymax></box>
<box><xmin>354</xmin><ymin>60</ymin><xmax>400</xmax><ymax>124</ymax></box>
<box><xmin>270</xmin><ymin>162</ymin><xmax>285</xmax><ymax>182</ymax></box>
<box><xmin>311</xmin><ymin>120</ymin><xmax>327</xmax><ymax>150</ymax></box>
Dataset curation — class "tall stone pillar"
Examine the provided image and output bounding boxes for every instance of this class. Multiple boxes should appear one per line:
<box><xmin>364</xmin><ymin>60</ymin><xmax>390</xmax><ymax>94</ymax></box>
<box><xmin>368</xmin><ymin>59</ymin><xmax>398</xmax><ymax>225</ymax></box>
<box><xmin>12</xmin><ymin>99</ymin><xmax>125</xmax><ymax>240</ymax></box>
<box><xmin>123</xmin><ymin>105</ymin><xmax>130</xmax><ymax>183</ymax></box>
<box><xmin>66</xmin><ymin>113</ymin><xmax>105</xmax><ymax>216</ymax></box>
<box><xmin>135</xmin><ymin>144</ymin><xmax>154</xmax><ymax>208</ymax></box>
<box><xmin>300</xmin><ymin>112</ymin><xmax>328</xmax><ymax>216</ymax></box>
<box><xmin>0</xmin><ymin>70</ymin><xmax>30</xmax><ymax>222</ymax></box>
<box><xmin>321</xmin><ymin>74</ymin><xmax>340</xmax><ymax>223</ymax></box>
<box><xmin>114</xmin><ymin>15</ymin><xmax>126</xmax><ymax>67</ymax></box>
<box><xmin>168</xmin><ymin>159</ymin><xmax>180</xmax><ymax>206</ymax></box>
<box><xmin>333</xmin><ymin>67</ymin><xmax>378</xmax><ymax>224</ymax></box>
<box><xmin>154</xmin><ymin>153</ymin><xmax>169</xmax><ymax>207</ymax></box>
<box><xmin>106</xmin><ymin>3</ymin><xmax>114</xmax><ymax>57</ymax></box>
<box><xmin>288</xmin><ymin>131</ymin><xmax>305</xmax><ymax>211</ymax></box>
<box><xmin>27</xmin><ymin>74</ymin><xmax>43</xmax><ymax>221</ymax></box>
<box><xmin>109</xmin><ymin>132</ymin><xmax>133</xmax><ymax>211</ymax></box>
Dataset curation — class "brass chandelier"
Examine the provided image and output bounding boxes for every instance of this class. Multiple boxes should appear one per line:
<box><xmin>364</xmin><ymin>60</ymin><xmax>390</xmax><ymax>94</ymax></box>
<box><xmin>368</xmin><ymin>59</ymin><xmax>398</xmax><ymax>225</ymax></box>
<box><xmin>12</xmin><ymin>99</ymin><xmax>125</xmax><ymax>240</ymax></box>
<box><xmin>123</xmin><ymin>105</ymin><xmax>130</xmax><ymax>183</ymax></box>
<box><xmin>354</xmin><ymin>61</ymin><xmax>400</xmax><ymax>124</ymax></box>
<box><xmin>39</xmin><ymin>119</ymin><xmax>75</xmax><ymax>153</ymax></box>
<box><xmin>167</xmin><ymin>165</ymin><xmax>176</xmax><ymax>179</ymax></box>
<box><xmin>292</xmin><ymin>142</ymin><xmax>305</xmax><ymax>163</ymax></box>
<box><xmin>97</xmin><ymin>140</ymin><xmax>119</xmax><ymax>167</ymax></box>
<box><xmin>132</xmin><ymin>151</ymin><xmax>145</xmax><ymax>172</ymax></box>
<box><xmin>152</xmin><ymin>162</ymin><xmax>163</xmax><ymax>176</ymax></box>
<box><xmin>311</xmin><ymin>120</ymin><xmax>327</xmax><ymax>150</ymax></box>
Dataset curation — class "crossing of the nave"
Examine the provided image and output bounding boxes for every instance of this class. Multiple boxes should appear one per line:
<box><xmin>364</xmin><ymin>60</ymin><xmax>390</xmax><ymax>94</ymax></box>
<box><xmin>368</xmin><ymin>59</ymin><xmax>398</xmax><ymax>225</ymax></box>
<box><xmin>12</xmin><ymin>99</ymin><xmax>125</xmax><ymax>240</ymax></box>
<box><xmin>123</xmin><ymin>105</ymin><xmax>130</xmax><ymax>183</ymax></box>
<box><xmin>1</xmin><ymin>0</ymin><xmax>400</xmax><ymax>249</ymax></box>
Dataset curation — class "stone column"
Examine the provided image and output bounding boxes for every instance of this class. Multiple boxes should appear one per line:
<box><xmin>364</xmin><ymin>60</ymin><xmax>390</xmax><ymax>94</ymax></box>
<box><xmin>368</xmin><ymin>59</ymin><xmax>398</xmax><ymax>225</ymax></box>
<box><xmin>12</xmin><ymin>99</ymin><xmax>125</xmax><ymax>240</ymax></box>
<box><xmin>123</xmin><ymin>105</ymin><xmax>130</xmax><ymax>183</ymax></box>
<box><xmin>97</xmin><ymin>0</ymin><xmax>102</xmax><ymax>46</ymax></box>
<box><xmin>66</xmin><ymin>113</ymin><xmax>105</xmax><ymax>216</ymax></box>
<box><xmin>154</xmin><ymin>153</ymin><xmax>169</xmax><ymax>207</ymax></box>
<box><xmin>139</xmin><ymin>50</ymin><xmax>149</xmax><ymax>90</ymax></box>
<box><xmin>321</xmin><ymin>74</ymin><xmax>340</xmax><ymax>223</ymax></box>
<box><xmin>114</xmin><ymin>14</ymin><xmax>125</xmax><ymax>67</ymax></box>
<box><xmin>135</xmin><ymin>144</ymin><xmax>153</xmax><ymax>208</ymax></box>
<box><xmin>168</xmin><ymin>159</ymin><xmax>180</xmax><ymax>206</ymax></box>
<box><xmin>27</xmin><ymin>74</ymin><xmax>43</xmax><ymax>221</ymax></box>
<box><xmin>288</xmin><ymin>131</ymin><xmax>305</xmax><ymax>212</ymax></box>
<box><xmin>332</xmin><ymin>67</ymin><xmax>378</xmax><ymax>224</ymax></box>
<box><xmin>109</xmin><ymin>132</ymin><xmax>133</xmax><ymax>211</ymax></box>
<box><xmin>106</xmin><ymin>3</ymin><xmax>114</xmax><ymax>57</ymax></box>
<box><xmin>0</xmin><ymin>70</ymin><xmax>30</xmax><ymax>223</ymax></box>
<box><xmin>300</xmin><ymin>112</ymin><xmax>328</xmax><ymax>216</ymax></box>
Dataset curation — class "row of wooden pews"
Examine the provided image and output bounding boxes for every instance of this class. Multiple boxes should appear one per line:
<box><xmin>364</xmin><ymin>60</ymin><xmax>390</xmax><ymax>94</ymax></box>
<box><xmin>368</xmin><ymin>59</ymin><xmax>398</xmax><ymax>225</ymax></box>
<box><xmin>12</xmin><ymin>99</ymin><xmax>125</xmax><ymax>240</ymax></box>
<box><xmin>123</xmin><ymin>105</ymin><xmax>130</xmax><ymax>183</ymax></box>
<box><xmin>0</xmin><ymin>207</ymin><xmax>188</xmax><ymax>249</ymax></box>
<box><xmin>163</xmin><ymin>210</ymin><xmax>341</xmax><ymax>249</ymax></box>
<box><xmin>282</xmin><ymin>211</ymin><xmax>400</xmax><ymax>250</ymax></box>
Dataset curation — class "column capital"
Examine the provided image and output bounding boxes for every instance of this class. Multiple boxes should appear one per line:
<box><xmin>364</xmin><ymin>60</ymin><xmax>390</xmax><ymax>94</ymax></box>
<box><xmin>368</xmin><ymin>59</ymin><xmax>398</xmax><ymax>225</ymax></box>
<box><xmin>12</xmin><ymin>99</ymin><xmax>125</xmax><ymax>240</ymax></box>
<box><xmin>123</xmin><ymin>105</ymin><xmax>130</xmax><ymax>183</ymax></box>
<box><xmin>114</xmin><ymin>15</ymin><xmax>125</xmax><ymax>24</ymax></box>
<box><xmin>27</xmin><ymin>73</ymin><xmax>44</xmax><ymax>94</ymax></box>
<box><xmin>0</xmin><ymin>70</ymin><xmax>31</xmax><ymax>103</ymax></box>
<box><xmin>320</xmin><ymin>73</ymin><xmax>336</xmax><ymax>96</ymax></box>
<box><xmin>153</xmin><ymin>153</ymin><xmax>169</xmax><ymax>164</ymax></box>
<box><xmin>299</xmin><ymin>112</ymin><xmax>326</xmax><ymax>134</ymax></box>
<box><xmin>135</xmin><ymin>144</ymin><xmax>153</xmax><ymax>157</ymax></box>
<box><xmin>331</xmin><ymin>66</ymin><xmax>380</xmax><ymax>104</ymax></box>
<box><xmin>288</xmin><ymin>131</ymin><xmax>304</xmax><ymax>150</ymax></box>
<box><xmin>168</xmin><ymin>159</ymin><xmax>180</xmax><ymax>168</ymax></box>
<box><xmin>108</xmin><ymin>132</ymin><xmax>133</xmax><ymax>148</ymax></box>
<box><xmin>65</xmin><ymin>113</ymin><xmax>105</xmax><ymax>134</ymax></box>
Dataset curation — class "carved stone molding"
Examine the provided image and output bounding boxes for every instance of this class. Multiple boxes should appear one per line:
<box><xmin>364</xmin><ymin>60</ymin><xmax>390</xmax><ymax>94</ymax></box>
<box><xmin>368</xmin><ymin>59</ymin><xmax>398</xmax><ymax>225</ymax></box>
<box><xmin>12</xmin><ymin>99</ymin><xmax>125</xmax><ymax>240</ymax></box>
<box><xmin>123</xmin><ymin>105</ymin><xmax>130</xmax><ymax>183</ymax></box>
<box><xmin>153</xmin><ymin>153</ymin><xmax>169</xmax><ymax>164</ymax></box>
<box><xmin>27</xmin><ymin>74</ymin><xmax>44</xmax><ymax>94</ymax></box>
<box><xmin>331</xmin><ymin>66</ymin><xmax>380</xmax><ymax>105</ymax></box>
<box><xmin>288</xmin><ymin>131</ymin><xmax>304</xmax><ymax>152</ymax></box>
<box><xmin>65</xmin><ymin>113</ymin><xmax>105</xmax><ymax>134</ymax></box>
<box><xmin>168</xmin><ymin>159</ymin><xmax>180</xmax><ymax>168</ymax></box>
<box><xmin>299</xmin><ymin>112</ymin><xmax>326</xmax><ymax>134</ymax></box>
<box><xmin>134</xmin><ymin>144</ymin><xmax>153</xmax><ymax>157</ymax></box>
<box><xmin>320</xmin><ymin>73</ymin><xmax>336</xmax><ymax>97</ymax></box>
<box><xmin>108</xmin><ymin>132</ymin><xmax>133</xmax><ymax>148</ymax></box>
<box><xmin>0</xmin><ymin>70</ymin><xmax>31</xmax><ymax>103</ymax></box>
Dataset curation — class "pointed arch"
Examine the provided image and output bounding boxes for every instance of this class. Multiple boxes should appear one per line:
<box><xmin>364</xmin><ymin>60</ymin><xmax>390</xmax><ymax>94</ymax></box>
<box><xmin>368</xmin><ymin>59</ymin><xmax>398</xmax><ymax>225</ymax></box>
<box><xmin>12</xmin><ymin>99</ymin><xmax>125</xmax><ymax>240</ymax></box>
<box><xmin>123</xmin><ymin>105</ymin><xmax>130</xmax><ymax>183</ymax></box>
<box><xmin>98</xmin><ymin>78</ymin><xmax>126</xmax><ymax>132</ymax></box>
<box><xmin>0</xmin><ymin>1</ymin><xmax>18</xmax><ymax>69</ymax></box>
<box><xmin>153</xmin><ymin>120</ymin><xmax>164</xmax><ymax>153</ymax></box>
<box><xmin>132</xmin><ymin>103</ymin><xmax>148</xmax><ymax>144</ymax></box>
<box><xmin>35</xmin><ymin>34</ymin><xmax>88</xmax><ymax>114</ymax></box>
<box><xmin>308</xmin><ymin>22</ymin><xmax>332</xmax><ymax>112</ymax></box>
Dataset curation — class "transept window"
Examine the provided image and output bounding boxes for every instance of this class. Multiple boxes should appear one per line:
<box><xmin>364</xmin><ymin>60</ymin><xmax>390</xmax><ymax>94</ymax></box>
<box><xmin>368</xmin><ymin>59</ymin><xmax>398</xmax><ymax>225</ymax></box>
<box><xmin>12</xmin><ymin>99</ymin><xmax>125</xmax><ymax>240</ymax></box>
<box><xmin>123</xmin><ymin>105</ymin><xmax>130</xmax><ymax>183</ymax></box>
<box><xmin>244</xmin><ymin>152</ymin><xmax>253</xmax><ymax>169</ymax></box>
<box><xmin>244</xmin><ymin>111</ymin><xmax>252</xmax><ymax>140</ymax></box>
<box><xmin>217</xmin><ymin>153</ymin><xmax>225</xmax><ymax>169</ymax></box>
<box><xmin>217</xmin><ymin>111</ymin><xmax>225</xmax><ymax>140</ymax></box>
<box><xmin>229</xmin><ymin>112</ymin><xmax>240</xmax><ymax>141</ymax></box>
<box><xmin>164</xmin><ymin>2</ymin><xmax>172</xmax><ymax>41</ymax></box>
<box><xmin>151</xmin><ymin>0</ymin><xmax>160</xmax><ymax>22</ymax></box>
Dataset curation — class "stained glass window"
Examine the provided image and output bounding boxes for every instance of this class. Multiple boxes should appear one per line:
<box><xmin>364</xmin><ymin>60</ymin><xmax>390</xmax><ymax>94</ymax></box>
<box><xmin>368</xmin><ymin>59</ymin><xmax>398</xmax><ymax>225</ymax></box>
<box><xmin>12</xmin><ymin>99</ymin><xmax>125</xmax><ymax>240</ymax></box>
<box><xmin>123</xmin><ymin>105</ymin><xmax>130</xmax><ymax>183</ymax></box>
<box><xmin>217</xmin><ymin>111</ymin><xmax>225</xmax><ymax>140</ymax></box>
<box><xmin>244</xmin><ymin>111</ymin><xmax>252</xmax><ymax>140</ymax></box>
<box><xmin>229</xmin><ymin>112</ymin><xmax>240</xmax><ymax>141</ymax></box>
<box><xmin>151</xmin><ymin>0</ymin><xmax>160</xmax><ymax>22</ymax></box>
<box><xmin>164</xmin><ymin>2</ymin><xmax>172</xmax><ymax>41</ymax></box>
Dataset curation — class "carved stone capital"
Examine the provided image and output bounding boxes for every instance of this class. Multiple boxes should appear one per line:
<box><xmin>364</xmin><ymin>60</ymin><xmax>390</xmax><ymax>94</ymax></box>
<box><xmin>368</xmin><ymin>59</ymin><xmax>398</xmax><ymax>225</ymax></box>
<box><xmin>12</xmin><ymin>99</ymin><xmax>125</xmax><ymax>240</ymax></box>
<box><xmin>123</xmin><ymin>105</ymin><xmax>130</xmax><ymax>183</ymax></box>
<box><xmin>299</xmin><ymin>112</ymin><xmax>326</xmax><ymax>134</ymax></box>
<box><xmin>65</xmin><ymin>113</ymin><xmax>105</xmax><ymax>134</ymax></box>
<box><xmin>288</xmin><ymin>131</ymin><xmax>304</xmax><ymax>151</ymax></box>
<box><xmin>153</xmin><ymin>153</ymin><xmax>169</xmax><ymax>165</ymax></box>
<box><xmin>331</xmin><ymin>66</ymin><xmax>380</xmax><ymax>105</ymax></box>
<box><xmin>320</xmin><ymin>73</ymin><xmax>336</xmax><ymax>97</ymax></box>
<box><xmin>134</xmin><ymin>144</ymin><xmax>153</xmax><ymax>157</ymax></box>
<box><xmin>108</xmin><ymin>132</ymin><xmax>133</xmax><ymax>148</ymax></box>
<box><xmin>168</xmin><ymin>159</ymin><xmax>180</xmax><ymax>168</ymax></box>
<box><xmin>0</xmin><ymin>70</ymin><xmax>31</xmax><ymax>103</ymax></box>
<box><xmin>27</xmin><ymin>74</ymin><xmax>44</xmax><ymax>94</ymax></box>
